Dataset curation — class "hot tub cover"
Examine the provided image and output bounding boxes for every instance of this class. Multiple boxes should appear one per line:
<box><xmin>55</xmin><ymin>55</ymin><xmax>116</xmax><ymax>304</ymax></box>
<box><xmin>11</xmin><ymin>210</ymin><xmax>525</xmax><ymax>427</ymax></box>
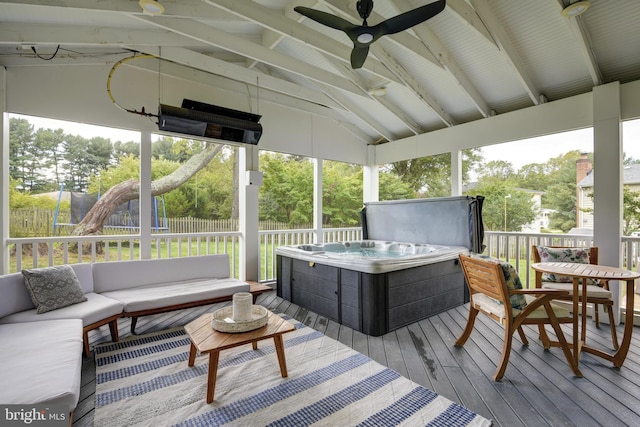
<box><xmin>361</xmin><ymin>195</ymin><xmax>484</xmax><ymax>252</ymax></box>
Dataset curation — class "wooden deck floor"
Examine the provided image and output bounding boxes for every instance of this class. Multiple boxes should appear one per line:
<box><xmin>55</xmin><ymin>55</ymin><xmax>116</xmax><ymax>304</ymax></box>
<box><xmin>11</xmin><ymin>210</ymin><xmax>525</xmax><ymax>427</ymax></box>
<box><xmin>73</xmin><ymin>289</ymin><xmax>640</xmax><ymax>427</ymax></box>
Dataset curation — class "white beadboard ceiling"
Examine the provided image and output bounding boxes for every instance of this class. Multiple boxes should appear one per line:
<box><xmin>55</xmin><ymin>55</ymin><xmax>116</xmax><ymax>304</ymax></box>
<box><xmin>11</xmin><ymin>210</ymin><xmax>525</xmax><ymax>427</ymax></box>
<box><xmin>0</xmin><ymin>0</ymin><xmax>639</xmax><ymax>146</ymax></box>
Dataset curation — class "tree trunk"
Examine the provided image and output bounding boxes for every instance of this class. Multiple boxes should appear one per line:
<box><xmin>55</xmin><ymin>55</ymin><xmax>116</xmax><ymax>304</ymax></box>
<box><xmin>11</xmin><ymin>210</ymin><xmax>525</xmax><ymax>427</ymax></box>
<box><xmin>72</xmin><ymin>142</ymin><xmax>223</xmax><ymax>238</ymax></box>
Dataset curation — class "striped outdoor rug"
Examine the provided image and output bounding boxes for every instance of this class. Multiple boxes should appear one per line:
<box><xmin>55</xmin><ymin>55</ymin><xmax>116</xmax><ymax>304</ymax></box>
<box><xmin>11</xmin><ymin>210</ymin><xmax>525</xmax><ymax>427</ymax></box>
<box><xmin>94</xmin><ymin>313</ymin><xmax>492</xmax><ymax>427</ymax></box>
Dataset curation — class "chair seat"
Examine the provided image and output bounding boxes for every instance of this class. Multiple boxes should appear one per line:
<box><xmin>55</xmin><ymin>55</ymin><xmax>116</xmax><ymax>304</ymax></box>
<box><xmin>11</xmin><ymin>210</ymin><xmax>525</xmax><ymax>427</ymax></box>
<box><xmin>472</xmin><ymin>294</ymin><xmax>570</xmax><ymax>321</ymax></box>
<box><xmin>541</xmin><ymin>281</ymin><xmax>612</xmax><ymax>299</ymax></box>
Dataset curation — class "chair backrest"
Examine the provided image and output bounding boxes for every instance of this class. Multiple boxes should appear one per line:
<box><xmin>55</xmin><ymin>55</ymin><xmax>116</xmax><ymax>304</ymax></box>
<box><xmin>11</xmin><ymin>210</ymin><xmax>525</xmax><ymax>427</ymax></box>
<box><xmin>458</xmin><ymin>254</ymin><xmax>511</xmax><ymax>309</ymax></box>
<box><xmin>532</xmin><ymin>246</ymin><xmax>598</xmax><ymax>265</ymax></box>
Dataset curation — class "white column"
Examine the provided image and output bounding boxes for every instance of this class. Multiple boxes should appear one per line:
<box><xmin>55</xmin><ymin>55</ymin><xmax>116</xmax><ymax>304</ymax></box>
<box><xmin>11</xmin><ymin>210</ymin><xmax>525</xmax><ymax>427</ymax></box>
<box><xmin>0</xmin><ymin>67</ymin><xmax>8</xmax><ymax>274</ymax></box>
<box><xmin>239</xmin><ymin>145</ymin><xmax>260</xmax><ymax>281</ymax></box>
<box><xmin>363</xmin><ymin>165</ymin><xmax>379</xmax><ymax>203</ymax></box>
<box><xmin>593</xmin><ymin>82</ymin><xmax>623</xmax><ymax>324</ymax></box>
<box><xmin>139</xmin><ymin>131</ymin><xmax>152</xmax><ymax>260</ymax></box>
<box><xmin>313</xmin><ymin>158</ymin><xmax>323</xmax><ymax>244</ymax></box>
<box><xmin>451</xmin><ymin>149</ymin><xmax>462</xmax><ymax>196</ymax></box>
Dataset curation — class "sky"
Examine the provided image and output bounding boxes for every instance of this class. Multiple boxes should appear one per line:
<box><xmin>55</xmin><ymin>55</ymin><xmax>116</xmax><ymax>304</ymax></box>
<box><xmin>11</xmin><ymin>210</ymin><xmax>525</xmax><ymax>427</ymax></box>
<box><xmin>11</xmin><ymin>113</ymin><xmax>640</xmax><ymax>171</ymax></box>
<box><xmin>480</xmin><ymin>119</ymin><xmax>640</xmax><ymax>170</ymax></box>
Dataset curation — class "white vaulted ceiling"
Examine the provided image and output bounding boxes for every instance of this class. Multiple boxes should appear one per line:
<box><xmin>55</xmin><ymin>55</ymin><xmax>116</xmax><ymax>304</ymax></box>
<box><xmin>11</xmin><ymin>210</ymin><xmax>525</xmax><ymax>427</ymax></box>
<box><xmin>1</xmin><ymin>0</ymin><xmax>639</xmax><ymax>152</ymax></box>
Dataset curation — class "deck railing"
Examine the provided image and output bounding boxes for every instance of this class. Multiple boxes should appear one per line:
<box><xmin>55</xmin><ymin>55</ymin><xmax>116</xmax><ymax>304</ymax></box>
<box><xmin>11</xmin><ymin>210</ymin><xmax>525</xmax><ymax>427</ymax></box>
<box><xmin>4</xmin><ymin>228</ymin><xmax>362</xmax><ymax>280</ymax></box>
<box><xmin>6</xmin><ymin>229</ymin><xmax>640</xmax><ymax>290</ymax></box>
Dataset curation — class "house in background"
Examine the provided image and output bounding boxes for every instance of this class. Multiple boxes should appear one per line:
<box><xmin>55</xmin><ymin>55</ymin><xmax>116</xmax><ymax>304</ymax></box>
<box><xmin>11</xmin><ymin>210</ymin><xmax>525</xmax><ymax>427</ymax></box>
<box><xmin>520</xmin><ymin>189</ymin><xmax>547</xmax><ymax>233</ymax></box>
<box><xmin>577</xmin><ymin>155</ymin><xmax>640</xmax><ymax>232</ymax></box>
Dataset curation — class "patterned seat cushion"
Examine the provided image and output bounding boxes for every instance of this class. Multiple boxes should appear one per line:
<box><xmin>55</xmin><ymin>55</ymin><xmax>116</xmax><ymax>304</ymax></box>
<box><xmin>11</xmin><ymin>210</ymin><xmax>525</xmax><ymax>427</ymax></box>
<box><xmin>470</xmin><ymin>254</ymin><xmax>527</xmax><ymax>310</ymax></box>
<box><xmin>535</xmin><ymin>246</ymin><xmax>601</xmax><ymax>286</ymax></box>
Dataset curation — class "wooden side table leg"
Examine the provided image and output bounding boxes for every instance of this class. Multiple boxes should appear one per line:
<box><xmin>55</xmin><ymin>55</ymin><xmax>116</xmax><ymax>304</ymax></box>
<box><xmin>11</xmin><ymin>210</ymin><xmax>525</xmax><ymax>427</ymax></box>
<box><xmin>188</xmin><ymin>342</ymin><xmax>197</xmax><ymax>367</ymax></box>
<box><xmin>273</xmin><ymin>334</ymin><xmax>288</xmax><ymax>377</ymax></box>
<box><xmin>252</xmin><ymin>341</ymin><xmax>258</xmax><ymax>350</ymax></box>
<box><xmin>573</xmin><ymin>277</ymin><xmax>580</xmax><ymax>365</ymax></box>
<box><xmin>207</xmin><ymin>351</ymin><xmax>220</xmax><ymax>403</ymax></box>
<box><xmin>612</xmin><ymin>280</ymin><xmax>635</xmax><ymax>367</ymax></box>
<box><xmin>581</xmin><ymin>278</ymin><xmax>588</xmax><ymax>342</ymax></box>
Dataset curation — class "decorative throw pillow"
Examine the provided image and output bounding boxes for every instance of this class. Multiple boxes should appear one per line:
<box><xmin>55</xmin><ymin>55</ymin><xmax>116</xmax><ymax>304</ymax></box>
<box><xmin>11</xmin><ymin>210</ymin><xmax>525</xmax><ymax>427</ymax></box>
<box><xmin>469</xmin><ymin>254</ymin><xmax>527</xmax><ymax>310</ymax></box>
<box><xmin>22</xmin><ymin>265</ymin><xmax>88</xmax><ymax>314</ymax></box>
<box><xmin>535</xmin><ymin>246</ymin><xmax>592</xmax><ymax>283</ymax></box>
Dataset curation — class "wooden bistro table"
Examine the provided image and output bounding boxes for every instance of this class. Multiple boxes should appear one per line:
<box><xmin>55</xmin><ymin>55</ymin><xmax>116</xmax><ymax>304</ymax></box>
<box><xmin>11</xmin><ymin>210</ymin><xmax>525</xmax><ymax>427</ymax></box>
<box><xmin>531</xmin><ymin>262</ymin><xmax>639</xmax><ymax>369</ymax></box>
<box><xmin>184</xmin><ymin>310</ymin><xmax>295</xmax><ymax>403</ymax></box>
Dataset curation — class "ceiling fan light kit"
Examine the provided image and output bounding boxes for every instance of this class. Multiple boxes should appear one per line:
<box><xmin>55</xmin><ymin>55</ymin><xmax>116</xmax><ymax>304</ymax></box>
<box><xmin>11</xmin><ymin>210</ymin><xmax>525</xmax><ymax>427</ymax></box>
<box><xmin>139</xmin><ymin>0</ymin><xmax>164</xmax><ymax>15</ymax></box>
<box><xmin>295</xmin><ymin>0</ymin><xmax>446</xmax><ymax>69</ymax></box>
<box><xmin>561</xmin><ymin>1</ymin><xmax>590</xmax><ymax>17</ymax></box>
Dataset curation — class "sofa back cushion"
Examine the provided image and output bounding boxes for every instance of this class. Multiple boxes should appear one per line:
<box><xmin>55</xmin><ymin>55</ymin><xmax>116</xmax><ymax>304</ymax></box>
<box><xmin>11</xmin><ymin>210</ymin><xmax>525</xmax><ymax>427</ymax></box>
<box><xmin>72</xmin><ymin>263</ymin><xmax>94</xmax><ymax>293</ymax></box>
<box><xmin>0</xmin><ymin>263</ymin><xmax>93</xmax><ymax>319</ymax></box>
<box><xmin>92</xmin><ymin>254</ymin><xmax>231</xmax><ymax>293</ymax></box>
<box><xmin>0</xmin><ymin>272</ymin><xmax>34</xmax><ymax>318</ymax></box>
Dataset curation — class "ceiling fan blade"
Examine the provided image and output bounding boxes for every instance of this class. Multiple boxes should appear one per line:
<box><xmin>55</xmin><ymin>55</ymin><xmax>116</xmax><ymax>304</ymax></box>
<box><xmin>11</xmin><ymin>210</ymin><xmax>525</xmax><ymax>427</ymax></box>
<box><xmin>294</xmin><ymin>6</ymin><xmax>356</xmax><ymax>32</ymax></box>
<box><xmin>351</xmin><ymin>46</ymin><xmax>370</xmax><ymax>69</ymax></box>
<box><xmin>378</xmin><ymin>0</ymin><xmax>446</xmax><ymax>36</ymax></box>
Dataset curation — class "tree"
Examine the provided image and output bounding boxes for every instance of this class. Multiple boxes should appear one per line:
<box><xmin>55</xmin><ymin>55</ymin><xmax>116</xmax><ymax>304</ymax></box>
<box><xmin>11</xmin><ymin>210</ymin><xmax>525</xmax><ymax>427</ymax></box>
<box><xmin>259</xmin><ymin>153</ymin><xmax>313</xmax><ymax>224</ymax></box>
<box><xmin>73</xmin><ymin>142</ymin><xmax>223</xmax><ymax>237</ymax></box>
<box><xmin>323</xmin><ymin>161</ymin><xmax>362</xmax><ymax>225</ymax></box>
<box><xmin>542</xmin><ymin>151</ymin><xmax>583</xmax><ymax>231</ymax></box>
<box><xmin>379</xmin><ymin>171</ymin><xmax>414</xmax><ymax>201</ymax></box>
<box><xmin>86</xmin><ymin>137</ymin><xmax>114</xmax><ymax>175</ymax></box>
<box><xmin>9</xmin><ymin>118</ymin><xmax>35</xmax><ymax>190</ymax></box>
<box><xmin>466</xmin><ymin>181</ymin><xmax>536</xmax><ymax>231</ymax></box>
<box><xmin>36</xmin><ymin>127</ymin><xmax>66</xmax><ymax>187</ymax></box>
<box><xmin>113</xmin><ymin>140</ymin><xmax>139</xmax><ymax>160</ymax></box>
<box><xmin>62</xmin><ymin>134</ymin><xmax>93</xmax><ymax>191</ymax></box>
<box><xmin>387</xmin><ymin>149</ymin><xmax>481</xmax><ymax>197</ymax></box>
<box><xmin>623</xmin><ymin>187</ymin><xmax>640</xmax><ymax>235</ymax></box>
<box><xmin>152</xmin><ymin>136</ymin><xmax>179</xmax><ymax>161</ymax></box>
<box><xmin>479</xmin><ymin>160</ymin><xmax>515</xmax><ymax>181</ymax></box>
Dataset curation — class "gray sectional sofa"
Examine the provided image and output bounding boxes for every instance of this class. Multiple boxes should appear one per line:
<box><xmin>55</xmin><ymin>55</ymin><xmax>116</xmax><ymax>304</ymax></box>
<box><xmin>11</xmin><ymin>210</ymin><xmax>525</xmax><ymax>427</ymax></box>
<box><xmin>0</xmin><ymin>254</ymin><xmax>271</xmax><ymax>414</ymax></box>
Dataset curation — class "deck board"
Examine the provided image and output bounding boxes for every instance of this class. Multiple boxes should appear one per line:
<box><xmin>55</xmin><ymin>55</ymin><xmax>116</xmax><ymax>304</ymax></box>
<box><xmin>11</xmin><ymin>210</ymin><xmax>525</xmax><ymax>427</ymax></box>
<box><xmin>74</xmin><ymin>289</ymin><xmax>640</xmax><ymax>427</ymax></box>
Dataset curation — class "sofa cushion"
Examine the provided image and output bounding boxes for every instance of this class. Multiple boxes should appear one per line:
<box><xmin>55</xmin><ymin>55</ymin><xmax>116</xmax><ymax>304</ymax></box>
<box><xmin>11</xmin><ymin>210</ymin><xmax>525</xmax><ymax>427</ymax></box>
<box><xmin>92</xmin><ymin>255</ymin><xmax>232</xmax><ymax>293</ymax></box>
<box><xmin>0</xmin><ymin>319</ymin><xmax>83</xmax><ymax>411</ymax></box>
<box><xmin>22</xmin><ymin>265</ymin><xmax>88</xmax><ymax>314</ymax></box>
<box><xmin>0</xmin><ymin>264</ymin><xmax>93</xmax><ymax>319</ymax></box>
<box><xmin>0</xmin><ymin>293</ymin><xmax>123</xmax><ymax>327</ymax></box>
<box><xmin>101</xmin><ymin>278</ymin><xmax>250</xmax><ymax>312</ymax></box>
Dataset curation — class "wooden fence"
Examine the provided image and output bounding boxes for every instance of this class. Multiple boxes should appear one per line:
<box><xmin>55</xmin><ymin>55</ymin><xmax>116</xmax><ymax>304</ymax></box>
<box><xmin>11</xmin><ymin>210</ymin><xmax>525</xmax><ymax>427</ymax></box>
<box><xmin>10</xmin><ymin>208</ymin><xmax>344</xmax><ymax>237</ymax></box>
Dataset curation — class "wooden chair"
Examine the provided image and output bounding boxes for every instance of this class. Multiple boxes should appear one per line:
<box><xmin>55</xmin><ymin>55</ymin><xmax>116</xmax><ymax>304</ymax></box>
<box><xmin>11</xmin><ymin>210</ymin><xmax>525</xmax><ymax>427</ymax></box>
<box><xmin>455</xmin><ymin>254</ymin><xmax>582</xmax><ymax>380</ymax></box>
<box><xmin>532</xmin><ymin>245</ymin><xmax>618</xmax><ymax>350</ymax></box>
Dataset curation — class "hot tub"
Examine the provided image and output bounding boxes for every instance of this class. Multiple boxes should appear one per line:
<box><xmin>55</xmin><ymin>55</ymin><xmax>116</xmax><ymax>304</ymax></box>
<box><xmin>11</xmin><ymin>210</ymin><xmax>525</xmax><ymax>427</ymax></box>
<box><xmin>277</xmin><ymin>241</ymin><xmax>470</xmax><ymax>336</ymax></box>
<box><xmin>276</xmin><ymin>196</ymin><xmax>484</xmax><ymax>336</ymax></box>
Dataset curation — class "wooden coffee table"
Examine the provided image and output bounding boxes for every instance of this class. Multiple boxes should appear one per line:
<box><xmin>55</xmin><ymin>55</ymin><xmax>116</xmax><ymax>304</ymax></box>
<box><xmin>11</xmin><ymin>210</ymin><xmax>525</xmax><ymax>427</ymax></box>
<box><xmin>184</xmin><ymin>310</ymin><xmax>295</xmax><ymax>403</ymax></box>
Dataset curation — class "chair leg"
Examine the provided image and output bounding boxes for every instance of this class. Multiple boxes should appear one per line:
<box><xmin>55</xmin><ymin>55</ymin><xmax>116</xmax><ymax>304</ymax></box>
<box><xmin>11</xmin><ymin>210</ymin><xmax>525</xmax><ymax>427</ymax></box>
<box><xmin>594</xmin><ymin>303</ymin><xmax>600</xmax><ymax>327</ymax></box>
<box><xmin>516</xmin><ymin>326</ymin><xmax>529</xmax><ymax>345</ymax></box>
<box><xmin>537</xmin><ymin>324</ymin><xmax>552</xmax><ymax>349</ymax></box>
<box><xmin>493</xmin><ymin>328</ymin><xmax>513</xmax><ymax>381</ymax></box>
<box><xmin>455</xmin><ymin>306</ymin><xmax>479</xmax><ymax>346</ymax></box>
<box><xmin>607</xmin><ymin>304</ymin><xmax>619</xmax><ymax>350</ymax></box>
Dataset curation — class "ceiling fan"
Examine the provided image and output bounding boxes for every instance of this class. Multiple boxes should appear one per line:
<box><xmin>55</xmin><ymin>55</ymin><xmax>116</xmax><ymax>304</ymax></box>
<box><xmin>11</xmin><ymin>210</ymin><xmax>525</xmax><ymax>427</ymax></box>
<box><xmin>294</xmin><ymin>0</ymin><xmax>446</xmax><ymax>69</ymax></box>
